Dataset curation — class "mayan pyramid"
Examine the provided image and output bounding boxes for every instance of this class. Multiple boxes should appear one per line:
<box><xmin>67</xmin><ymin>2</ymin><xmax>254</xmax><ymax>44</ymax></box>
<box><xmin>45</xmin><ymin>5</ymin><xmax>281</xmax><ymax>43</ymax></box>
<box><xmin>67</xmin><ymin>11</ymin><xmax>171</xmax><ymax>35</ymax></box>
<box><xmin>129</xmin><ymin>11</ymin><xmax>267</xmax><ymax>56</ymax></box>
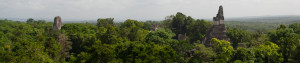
<box><xmin>201</xmin><ymin>5</ymin><xmax>230</xmax><ymax>47</ymax></box>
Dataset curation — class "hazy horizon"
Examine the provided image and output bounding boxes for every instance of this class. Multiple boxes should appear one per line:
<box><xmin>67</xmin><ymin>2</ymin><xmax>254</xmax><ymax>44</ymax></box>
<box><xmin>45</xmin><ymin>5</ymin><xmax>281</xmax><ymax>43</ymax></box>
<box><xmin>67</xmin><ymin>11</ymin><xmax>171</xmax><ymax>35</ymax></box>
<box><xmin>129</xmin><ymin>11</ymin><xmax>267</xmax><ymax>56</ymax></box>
<box><xmin>1</xmin><ymin>0</ymin><xmax>300</xmax><ymax>21</ymax></box>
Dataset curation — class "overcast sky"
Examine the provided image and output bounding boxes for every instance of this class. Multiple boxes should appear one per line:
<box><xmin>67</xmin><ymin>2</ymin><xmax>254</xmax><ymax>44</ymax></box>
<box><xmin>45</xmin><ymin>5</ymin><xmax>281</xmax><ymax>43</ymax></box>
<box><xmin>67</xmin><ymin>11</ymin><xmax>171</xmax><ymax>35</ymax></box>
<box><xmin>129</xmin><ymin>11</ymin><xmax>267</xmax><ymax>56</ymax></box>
<box><xmin>0</xmin><ymin>0</ymin><xmax>299</xmax><ymax>21</ymax></box>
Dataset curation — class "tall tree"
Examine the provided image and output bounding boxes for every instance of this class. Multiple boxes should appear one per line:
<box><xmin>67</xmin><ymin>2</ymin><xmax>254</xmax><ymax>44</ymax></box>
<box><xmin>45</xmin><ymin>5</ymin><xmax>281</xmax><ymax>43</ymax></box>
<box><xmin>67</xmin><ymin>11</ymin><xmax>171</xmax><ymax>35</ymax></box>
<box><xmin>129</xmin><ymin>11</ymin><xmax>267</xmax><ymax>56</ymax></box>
<box><xmin>145</xmin><ymin>29</ymin><xmax>176</xmax><ymax>45</ymax></box>
<box><xmin>252</xmin><ymin>41</ymin><xmax>283</xmax><ymax>63</ymax></box>
<box><xmin>268</xmin><ymin>25</ymin><xmax>299</xmax><ymax>62</ymax></box>
<box><xmin>26</xmin><ymin>18</ymin><xmax>35</xmax><ymax>24</ymax></box>
<box><xmin>189</xmin><ymin>44</ymin><xmax>216</xmax><ymax>62</ymax></box>
<box><xmin>211</xmin><ymin>38</ymin><xmax>234</xmax><ymax>62</ymax></box>
<box><xmin>184</xmin><ymin>16</ymin><xmax>195</xmax><ymax>34</ymax></box>
<box><xmin>172</xmin><ymin>12</ymin><xmax>186</xmax><ymax>35</ymax></box>
<box><xmin>171</xmin><ymin>12</ymin><xmax>201</xmax><ymax>40</ymax></box>
<box><xmin>226</xmin><ymin>28</ymin><xmax>248</xmax><ymax>49</ymax></box>
<box><xmin>97</xmin><ymin>18</ymin><xmax>114</xmax><ymax>28</ymax></box>
<box><xmin>231</xmin><ymin>47</ymin><xmax>254</xmax><ymax>62</ymax></box>
<box><xmin>162</xmin><ymin>15</ymin><xmax>175</xmax><ymax>29</ymax></box>
<box><xmin>187</xmin><ymin>19</ymin><xmax>212</xmax><ymax>42</ymax></box>
<box><xmin>289</xmin><ymin>23</ymin><xmax>300</xmax><ymax>34</ymax></box>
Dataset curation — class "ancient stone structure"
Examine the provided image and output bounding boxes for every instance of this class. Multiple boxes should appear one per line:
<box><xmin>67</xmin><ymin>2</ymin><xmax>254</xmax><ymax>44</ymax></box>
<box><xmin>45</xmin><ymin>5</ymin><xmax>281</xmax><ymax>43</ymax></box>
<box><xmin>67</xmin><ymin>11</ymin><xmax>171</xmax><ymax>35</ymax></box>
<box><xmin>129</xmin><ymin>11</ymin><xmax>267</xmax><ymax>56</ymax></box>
<box><xmin>53</xmin><ymin>16</ymin><xmax>63</xmax><ymax>31</ymax></box>
<box><xmin>150</xmin><ymin>24</ymin><xmax>159</xmax><ymax>31</ymax></box>
<box><xmin>201</xmin><ymin>5</ymin><xmax>230</xmax><ymax>47</ymax></box>
<box><xmin>178</xmin><ymin>34</ymin><xmax>187</xmax><ymax>40</ymax></box>
<box><xmin>213</xmin><ymin>6</ymin><xmax>224</xmax><ymax>25</ymax></box>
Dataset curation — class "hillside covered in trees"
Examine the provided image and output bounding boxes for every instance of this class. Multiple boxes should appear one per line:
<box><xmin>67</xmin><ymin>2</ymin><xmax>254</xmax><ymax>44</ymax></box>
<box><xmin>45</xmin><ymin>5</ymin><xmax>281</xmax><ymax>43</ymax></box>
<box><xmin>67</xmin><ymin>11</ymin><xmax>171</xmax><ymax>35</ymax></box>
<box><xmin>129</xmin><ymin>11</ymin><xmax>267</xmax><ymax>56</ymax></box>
<box><xmin>0</xmin><ymin>12</ymin><xmax>300</xmax><ymax>63</ymax></box>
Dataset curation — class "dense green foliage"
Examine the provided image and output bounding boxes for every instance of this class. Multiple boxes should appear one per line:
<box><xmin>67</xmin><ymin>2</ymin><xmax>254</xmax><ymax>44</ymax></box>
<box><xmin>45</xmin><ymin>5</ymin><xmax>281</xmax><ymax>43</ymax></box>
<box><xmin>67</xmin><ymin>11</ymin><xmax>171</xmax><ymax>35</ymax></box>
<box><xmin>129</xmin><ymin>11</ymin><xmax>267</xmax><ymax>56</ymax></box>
<box><xmin>0</xmin><ymin>12</ymin><xmax>300</xmax><ymax>63</ymax></box>
<box><xmin>211</xmin><ymin>38</ymin><xmax>234</xmax><ymax>62</ymax></box>
<box><xmin>97</xmin><ymin>18</ymin><xmax>114</xmax><ymax>28</ymax></box>
<box><xmin>168</xmin><ymin>12</ymin><xmax>212</xmax><ymax>43</ymax></box>
<box><xmin>227</xmin><ymin>28</ymin><xmax>249</xmax><ymax>49</ymax></box>
<box><xmin>0</xmin><ymin>19</ymin><xmax>61</xmax><ymax>62</ymax></box>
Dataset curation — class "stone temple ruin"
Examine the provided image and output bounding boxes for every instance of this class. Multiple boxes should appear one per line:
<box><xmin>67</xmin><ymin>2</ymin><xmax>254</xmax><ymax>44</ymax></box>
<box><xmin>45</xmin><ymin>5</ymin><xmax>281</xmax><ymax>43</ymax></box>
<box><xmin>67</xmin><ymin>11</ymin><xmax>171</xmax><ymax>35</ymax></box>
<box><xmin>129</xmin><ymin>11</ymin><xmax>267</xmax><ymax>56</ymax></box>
<box><xmin>53</xmin><ymin>16</ymin><xmax>63</xmax><ymax>31</ymax></box>
<box><xmin>150</xmin><ymin>24</ymin><xmax>159</xmax><ymax>31</ymax></box>
<box><xmin>201</xmin><ymin>5</ymin><xmax>230</xmax><ymax>47</ymax></box>
<box><xmin>187</xmin><ymin>5</ymin><xmax>230</xmax><ymax>57</ymax></box>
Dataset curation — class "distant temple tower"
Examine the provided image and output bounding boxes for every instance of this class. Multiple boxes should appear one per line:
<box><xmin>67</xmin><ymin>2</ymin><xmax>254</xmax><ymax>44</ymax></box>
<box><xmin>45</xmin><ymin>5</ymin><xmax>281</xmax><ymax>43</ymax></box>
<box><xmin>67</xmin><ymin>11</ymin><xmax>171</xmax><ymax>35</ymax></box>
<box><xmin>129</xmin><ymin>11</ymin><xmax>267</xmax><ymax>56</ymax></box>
<box><xmin>53</xmin><ymin>16</ymin><xmax>63</xmax><ymax>31</ymax></box>
<box><xmin>213</xmin><ymin>5</ymin><xmax>224</xmax><ymax>25</ymax></box>
<box><xmin>201</xmin><ymin>5</ymin><xmax>230</xmax><ymax>46</ymax></box>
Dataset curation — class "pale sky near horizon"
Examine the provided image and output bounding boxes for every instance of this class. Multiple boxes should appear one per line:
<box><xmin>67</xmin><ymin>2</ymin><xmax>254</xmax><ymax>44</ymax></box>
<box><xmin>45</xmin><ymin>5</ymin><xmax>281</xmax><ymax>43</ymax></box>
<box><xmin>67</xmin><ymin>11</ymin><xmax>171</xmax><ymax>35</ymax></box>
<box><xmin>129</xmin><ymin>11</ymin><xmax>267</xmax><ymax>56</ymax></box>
<box><xmin>0</xmin><ymin>0</ymin><xmax>299</xmax><ymax>21</ymax></box>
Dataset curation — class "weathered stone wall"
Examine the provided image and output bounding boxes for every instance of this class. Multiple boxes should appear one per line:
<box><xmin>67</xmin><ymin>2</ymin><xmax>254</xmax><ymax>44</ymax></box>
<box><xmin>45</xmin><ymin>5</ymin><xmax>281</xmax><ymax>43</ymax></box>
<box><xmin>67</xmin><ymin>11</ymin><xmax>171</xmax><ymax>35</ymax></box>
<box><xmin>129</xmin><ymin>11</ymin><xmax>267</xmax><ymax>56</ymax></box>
<box><xmin>220</xmin><ymin>20</ymin><xmax>224</xmax><ymax>24</ymax></box>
